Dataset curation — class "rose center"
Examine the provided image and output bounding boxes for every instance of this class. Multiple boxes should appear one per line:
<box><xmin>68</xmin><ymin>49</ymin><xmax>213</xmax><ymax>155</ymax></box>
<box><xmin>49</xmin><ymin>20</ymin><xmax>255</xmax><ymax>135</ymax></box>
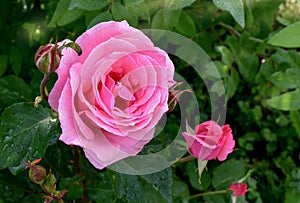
<box><xmin>113</xmin><ymin>82</ymin><xmax>136</xmax><ymax>110</ymax></box>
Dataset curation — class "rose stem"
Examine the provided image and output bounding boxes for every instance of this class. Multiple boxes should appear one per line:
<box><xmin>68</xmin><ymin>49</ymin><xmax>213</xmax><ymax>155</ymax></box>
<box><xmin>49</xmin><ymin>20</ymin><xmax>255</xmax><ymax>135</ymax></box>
<box><xmin>40</xmin><ymin>74</ymin><xmax>50</xmax><ymax>100</ymax></box>
<box><xmin>189</xmin><ymin>190</ymin><xmax>227</xmax><ymax>199</ymax></box>
<box><xmin>73</xmin><ymin>146</ymin><xmax>89</xmax><ymax>203</ymax></box>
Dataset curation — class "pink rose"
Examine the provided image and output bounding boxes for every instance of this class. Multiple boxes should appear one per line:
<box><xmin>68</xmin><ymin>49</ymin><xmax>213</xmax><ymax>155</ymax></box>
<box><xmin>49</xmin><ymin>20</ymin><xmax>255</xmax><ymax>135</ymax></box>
<box><xmin>228</xmin><ymin>183</ymin><xmax>248</xmax><ymax>196</ymax></box>
<box><xmin>48</xmin><ymin>21</ymin><xmax>175</xmax><ymax>169</ymax></box>
<box><xmin>182</xmin><ymin>120</ymin><xmax>235</xmax><ymax>161</ymax></box>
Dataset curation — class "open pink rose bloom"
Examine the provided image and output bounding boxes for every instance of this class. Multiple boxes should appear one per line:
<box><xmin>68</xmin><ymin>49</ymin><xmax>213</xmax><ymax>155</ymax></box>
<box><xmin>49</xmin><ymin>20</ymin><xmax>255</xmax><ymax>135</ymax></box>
<box><xmin>48</xmin><ymin>21</ymin><xmax>175</xmax><ymax>169</ymax></box>
<box><xmin>182</xmin><ymin>120</ymin><xmax>235</xmax><ymax>161</ymax></box>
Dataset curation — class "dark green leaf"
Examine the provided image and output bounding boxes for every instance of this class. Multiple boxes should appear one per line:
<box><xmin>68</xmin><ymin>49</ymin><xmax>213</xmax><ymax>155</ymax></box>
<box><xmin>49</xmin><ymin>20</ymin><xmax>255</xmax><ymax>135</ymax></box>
<box><xmin>175</xmin><ymin>11</ymin><xmax>196</xmax><ymax>37</ymax></box>
<box><xmin>88</xmin><ymin>171</ymin><xmax>115</xmax><ymax>202</ymax></box>
<box><xmin>237</xmin><ymin>53</ymin><xmax>259</xmax><ymax>81</ymax></box>
<box><xmin>0</xmin><ymin>103</ymin><xmax>59</xmax><ymax>175</ymax></box>
<box><xmin>87</xmin><ymin>12</ymin><xmax>112</xmax><ymax>29</ymax></box>
<box><xmin>109</xmin><ymin>168</ymin><xmax>172</xmax><ymax>203</ymax></box>
<box><xmin>172</xmin><ymin>179</ymin><xmax>189</xmax><ymax>203</ymax></box>
<box><xmin>0</xmin><ymin>75</ymin><xmax>32</xmax><ymax>107</ymax></box>
<box><xmin>186</xmin><ymin>160</ymin><xmax>211</xmax><ymax>191</ymax></box>
<box><xmin>69</xmin><ymin>0</ymin><xmax>108</xmax><ymax>11</ymax></box>
<box><xmin>266</xmin><ymin>89</ymin><xmax>300</xmax><ymax>111</ymax></box>
<box><xmin>212</xmin><ymin>159</ymin><xmax>247</xmax><ymax>189</ymax></box>
<box><xmin>212</xmin><ymin>0</ymin><xmax>245</xmax><ymax>27</ymax></box>
<box><xmin>48</xmin><ymin>0</ymin><xmax>84</xmax><ymax>28</ymax></box>
<box><xmin>290</xmin><ymin>110</ymin><xmax>300</xmax><ymax>139</ymax></box>
<box><xmin>268</xmin><ymin>21</ymin><xmax>300</xmax><ymax>48</ymax></box>
<box><xmin>203</xmin><ymin>194</ymin><xmax>226</xmax><ymax>203</ymax></box>
<box><xmin>225</xmin><ymin>67</ymin><xmax>239</xmax><ymax>100</ymax></box>
<box><xmin>274</xmin><ymin>154</ymin><xmax>296</xmax><ymax>176</ymax></box>
<box><xmin>111</xmin><ymin>2</ymin><xmax>138</xmax><ymax>27</ymax></box>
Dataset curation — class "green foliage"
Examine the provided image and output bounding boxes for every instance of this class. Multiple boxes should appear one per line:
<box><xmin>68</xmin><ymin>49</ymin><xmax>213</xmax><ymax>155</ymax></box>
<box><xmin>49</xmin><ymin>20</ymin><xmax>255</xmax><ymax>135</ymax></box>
<box><xmin>109</xmin><ymin>168</ymin><xmax>172</xmax><ymax>203</ymax></box>
<box><xmin>1</xmin><ymin>0</ymin><xmax>300</xmax><ymax>202</ymax></box>
<box><xmin>268</xmin><ymin>21</ymin><xmax>300</xmax><ymax>48</ymax></box>
<box><xmin>212</xmin><ymin>0</ymin><xmax>245</xmax><ymax>27</ymax></box>
<box><xmin>266</xmin><ymin>89</ymin><xmax>300</xmax><ymax>111</ymax></box>
<box><xmin>0</xmin><ymin>103</ymin><xmax>59</xmax><ymax>175</ymax></box>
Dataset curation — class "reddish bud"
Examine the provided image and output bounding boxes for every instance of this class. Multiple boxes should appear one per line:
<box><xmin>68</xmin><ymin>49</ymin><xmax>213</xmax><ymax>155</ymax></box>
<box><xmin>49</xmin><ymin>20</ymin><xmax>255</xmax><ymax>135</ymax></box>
<box><xmin>228</xmin><ymin>183</ymin><xmax>248</xmax><ymax>196</ymax></box>
<box><xmin>29</xmin><ymin>165</ymin><xmax>47</xmax><ymax>185</ymax></box>
<box><xmin>34</xmin><ymin>43</ymin><xmax>61</xmax><ymax>75</ymax></box>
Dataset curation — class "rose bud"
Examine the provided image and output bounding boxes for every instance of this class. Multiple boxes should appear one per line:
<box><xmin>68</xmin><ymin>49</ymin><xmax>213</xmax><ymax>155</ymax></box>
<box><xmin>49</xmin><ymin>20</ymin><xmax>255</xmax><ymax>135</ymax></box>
<box><xmin>228</xmin><ymin>183</ymin><xmax>248</xmax><ymax>196</ymax></box>
<box><xmin>182</xmin><ymin>120</ymin><xmax>235</xmax><ymax>161</ymax></box>
<box><xmin>29</xmin><ymin>164</ymin><xmax>47</xmax><ymax>185</ymax></box>
<box><xmin>34</xmin><ymin>43</ymin><xmax>61</xmax><ymax>75</ymax></box>
<box><xmin>167</xmin><ymin>82</ymin><xmax>191</xmax><ymax>112</ymax></box>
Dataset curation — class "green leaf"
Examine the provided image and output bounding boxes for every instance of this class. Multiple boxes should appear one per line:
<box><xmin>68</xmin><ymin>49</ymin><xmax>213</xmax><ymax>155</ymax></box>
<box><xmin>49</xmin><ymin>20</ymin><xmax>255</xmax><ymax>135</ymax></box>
<box><xmin>203</xmin><ymin>194</ymin><xmax>226</xmax><ymax>203</ymax></box>
<box><xmin>88</xmin><ymin>171</ymin><xmax>115</xmax><ymax>202</ymax></box>
<box><xmin>215</xmin><ymin>46</ymin><xmax>233</xmax><ymax>67</ymax></box>
<box><xmin>274</xmin><ymin>154</ymin><xmax>296</xmax><ymax>176</ymax></box>
<box><xmin>109</xmin><ymin>168</ymin><xmax>172</xmax><ymax>203</ymax></box>
<box><xmin>236</xmin><ymin>53</ymin><xmax>259</xmax><ymax>81</ymax></box>
<box><xmin>285</xmin><ymin>190</ymin><xmax>300</xmax><ymax>203</ymax></box>
<box><xmin>268</xmin><ymin>21</ymin><xmax>300</xmax><ymax>48</ymax></box>
<box><xmin>212</xmin><ymin>159</ymin><xmax>246</xmax><ymax>190</ymax></box>
<box><xmin>266</xmin><ymin>89</ymin><xmax>300</xmax><ymax>111</ymax></box>
<box><xmin>0</xmin><ymin>103</ymin><xmax>59</xmax><ymax>175</ymax></box>
<box><xmin>225</xmin><ymin>67</ymin><xmax>239</xmax><ymax>100</ymax></box>
<box><xmin>271</xmin><ymin>68</ymin><xmax>300</xmax><ymax>89</ymax></box>
<box><xmin>125</xmin><ymin>0</ymin><xmax>150</xmax><ymax>22</ymax></box>
<box><xmin>0</xmin><ymin>54</ymin><xmax>8</xmax><ymax>77</ymax></box>
<box><xmin>164</xmin><ymin>9</ymin><xmax>182</xmax><ymax>26</ymax></box>
<box><xmin>69</xmin><ymin>0</ymin><xmax>108</xmax><ymax>11</ymax></box>
<box><xmin>0</xmin><ymin>75</ymin><xmax>32</xmax><ymax>107</ymax></box>
<box><xmin>48</xmin><ymin>0</ymin><xmax>83</xmax><ymax>28</ymax></box>
<box><xmin>186</xmin><ymin>160</ymin><xmax>210</xmax><ymax>191</ymax></box>
<box><xmin>212</xmin><ymin>0</ymin><xmax>245</xmax><ymax>28</ymax></box>
<box><xmin>151</xmin><ymin>9</ymin><xmax>169</xmax><ymax>30</ymax></box>
<box><xmin>172</xmin><ymin>178</ymin><xmax>189</xmax><ymax>203</ymax></box>
<box><xmin>175</xmin><ymin>11</ymin><xmax>196</xmax><ymax>37</ymax></box>
<box><xmin>165</xmin><ymin>0</ymin><xmax>196</xmax><ymax>10</ymax></box>
<box><xmin>111</xmin><ymin>2</ymin><xmax>138</xmax><ymax>27</ymax></box>
<box><xmin>87</xmin><ymin>12</ymin><xmax>112</xmax><ymax>29</ymax></box>
<box><xmin>290</xmin><ymin>110</ymin><xmax>300</xmax><ymax>139</ymax></box>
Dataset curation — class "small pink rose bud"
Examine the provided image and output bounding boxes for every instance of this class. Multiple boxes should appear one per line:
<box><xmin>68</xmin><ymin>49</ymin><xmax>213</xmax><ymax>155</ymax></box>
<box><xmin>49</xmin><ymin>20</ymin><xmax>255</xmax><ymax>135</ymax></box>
<box><xmin>182</xmin><ymin>121</ymin><xmax>235</xmax><ymax>161</ymax></box>
<box><xmin>29</xmin><ymin>165</ymin><xmax>47</xmax><ymax>185</ymax></box>
<box><xmin>34</xmin><ymin>44</ymin><xmax>61</xmax><ymax>75</ymax></box>
<box><xmin>228</xmin><ymin>183</ymin><xmax>248</xmax><ymax>196</ymax></box>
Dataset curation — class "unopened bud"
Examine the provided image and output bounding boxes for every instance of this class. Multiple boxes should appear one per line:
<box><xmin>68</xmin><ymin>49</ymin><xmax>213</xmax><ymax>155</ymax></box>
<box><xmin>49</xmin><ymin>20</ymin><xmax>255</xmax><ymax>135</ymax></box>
<box><xmin>167</xmin><ymin>83</ymin><xmax>192</xmax><ymax>112</ymax></box>
<box><xmin>29</xmin><ymin>165</ymin><xmax>47</xmax><ymax>185</ymax></box>
<box><xmin>34</xmin><ymin>44</ymin><xmax>61</xmax><ymax>75</ymax></box>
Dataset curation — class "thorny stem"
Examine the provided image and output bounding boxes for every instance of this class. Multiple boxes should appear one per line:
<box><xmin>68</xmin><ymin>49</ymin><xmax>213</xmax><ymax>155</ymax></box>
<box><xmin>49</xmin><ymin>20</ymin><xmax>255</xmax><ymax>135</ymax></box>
<box><xmin>40</xmin><ymin>74</ymin><xmax>50</xmax><ymax>100</ymax></box>
<box><xmin>189</xmin><ymin>190</ymin><xmax>227</xmax><ymax>199</ymax></box>
<box><xmin>73</xmin><ymin>146</ymin><xmax>89</xmax><ymax>203</ymax></box>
